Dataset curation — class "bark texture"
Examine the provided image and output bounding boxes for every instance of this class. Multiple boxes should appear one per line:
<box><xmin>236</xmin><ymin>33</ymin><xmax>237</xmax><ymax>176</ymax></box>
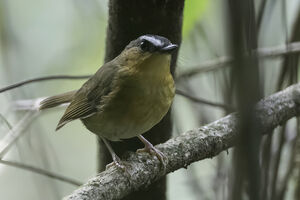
<box><xmin>65</xmin><ymin>83</ymin><xmax>300</xmax><ymax>200</ymax></box>
<box><xmin>99</xmin><ymin>1</ymin><xmax>184</xmax><ymax>199</ymax></box>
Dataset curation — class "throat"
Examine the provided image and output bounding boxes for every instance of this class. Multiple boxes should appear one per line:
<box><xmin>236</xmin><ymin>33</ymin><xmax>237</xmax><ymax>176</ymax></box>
<box><xmin>137</xmin><ymin>54</ymin><xmax>172</xmax><ymax>77</ymax></box>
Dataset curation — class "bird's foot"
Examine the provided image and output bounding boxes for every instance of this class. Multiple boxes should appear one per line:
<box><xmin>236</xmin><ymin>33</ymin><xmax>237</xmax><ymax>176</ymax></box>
<box><xmin>137</xmin><ymin>143</ymin><xmax>167</xmax><ymax>171</ymax></box>
<box><xmin>106</xmin><ymin>154</ymin><xmax>126</xmax><ymax>171</ymax></box>
<box><xmin>102</xmin><ymin>138</ymin><xmax>129</xmax><ymax>175</ymax></box>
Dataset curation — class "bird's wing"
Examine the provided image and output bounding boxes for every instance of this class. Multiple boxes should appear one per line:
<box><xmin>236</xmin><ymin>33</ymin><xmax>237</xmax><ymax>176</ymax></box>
<box><xmin>56</xmin><ymin>62</ymin><xmax>119</xmax><ymax>130</ymax></box>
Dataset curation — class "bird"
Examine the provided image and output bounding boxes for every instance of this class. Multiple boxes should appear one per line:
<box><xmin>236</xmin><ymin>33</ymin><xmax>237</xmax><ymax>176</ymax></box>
<box><xmin>39</xmin><ymin>34</ymin><xmax>177</xmax><ymax>169</ymax></box>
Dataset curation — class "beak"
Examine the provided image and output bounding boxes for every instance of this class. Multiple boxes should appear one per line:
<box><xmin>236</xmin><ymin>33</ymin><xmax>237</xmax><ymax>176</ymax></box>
<box><xmin>160</xmin><ymin>44</ymin><xmax>178</xmax><ymax>53</ymax></box>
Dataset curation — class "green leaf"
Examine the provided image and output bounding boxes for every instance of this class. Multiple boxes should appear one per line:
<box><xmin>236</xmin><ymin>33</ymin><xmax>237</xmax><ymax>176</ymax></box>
<box><xmin>182</xmin><ymin>0</ymin><xmax>209</xmax><ymax>37</ymax></box>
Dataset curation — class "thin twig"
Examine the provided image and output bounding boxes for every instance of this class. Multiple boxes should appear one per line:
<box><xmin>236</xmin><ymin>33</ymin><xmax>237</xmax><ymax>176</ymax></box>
<box><xmin>175</xmin><ymin>89</ymin><xmax>235</xmax><ymax>111</ymax></box>
<box><xmin>13</xmin><ymin>90</ymin><xmax>233</xmax><ymax>112</ymax></box>
<box><xmin>12</xmin><ymin>98</ymin><xmax>70</xmax><ymax>111</ymax></box>
<box><xmin>177</xmin><ymin>41</ymin><xmax>300</xmax><ymax>79</ymax></box>
<box><xmin>257</xmin><ymin>42</ymin><xmax>300</xmax><ymax>58</ymax></box>
<box><xmin>256</xmin><ymin>0</ymin><xmax>268</xmax><ymax>32</ymax></box>
<box><xmin>1</xmin><ymin>42</ymin><xmax>300</xmax><ymax>94</ymax></box>
<box><xmin>0</xmin><ymin>113</ymin><xmax>12</xmax><ymax>129</ymax></box>
<box><xmin>176</xmin><ymin>57</ymin><xmax>232</xmax><ymax>80</ymax></box>
<box><xmin>0</xmin><ymin>111</ymin><xmax>39</xmax><ymax>158</ymax></box>
<box><xmin>0</xmin><ymin>75</ymin><xmax>91</xmax><ymax>93</ymax></box>
<box><xmin>0</xmin><ymin>159</ymin><xmax>82</xmax><ymax>186</ymax></box>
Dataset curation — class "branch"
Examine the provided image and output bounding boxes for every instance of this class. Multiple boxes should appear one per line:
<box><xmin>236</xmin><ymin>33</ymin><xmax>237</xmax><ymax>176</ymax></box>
<box><xmin>0</xmin><ymin>75</ymin><xmax>91</xmax><ymax>93</ymax></box>
<box><xmin>1</xmin><ymin>42</ymin><xmax>300</xmax><ymax>94</ymax></box>
<box><xmin>64</xmin><ymin>83</ymin><xmax>300</xmax><ymax>200</ymax></box>
<box><xmin>0</xmin><ymin>111</ymin><xmax>39</xmax><ymax>158</ymax></box>
<box><xmin>14</xmin><ymin>90</ymin><xmax>231</xmax><ymax>112</ymax></box>
<box><xmin>0</xmin><ymin>159</ymin><xmax>82</xmax><ymax>186</ymax></box>
<box><xmin>13</xmin><ymin>98</ymin><xmax>69</xmax><ymax>111</ymax></box>
<box><xmin>177</xmin><ymin>41</ymin><xmax>300</xmax><ymax>79</ymax></box>
<box><xmin>0</xmin><ymin>113</ymin><xmax>12</xmax><ymax>129</ymax></box>
<box><xmin>175</xmin><ymin>89</ymin><xmax>235</xmax><ymax>111</ymax></box>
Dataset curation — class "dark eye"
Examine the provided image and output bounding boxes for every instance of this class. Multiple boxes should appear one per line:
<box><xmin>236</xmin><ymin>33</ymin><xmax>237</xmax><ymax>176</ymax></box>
<box><xmin>140</xmin><ymin>40</ymin><xmax>154</xmax><ymax>52</ymax></box>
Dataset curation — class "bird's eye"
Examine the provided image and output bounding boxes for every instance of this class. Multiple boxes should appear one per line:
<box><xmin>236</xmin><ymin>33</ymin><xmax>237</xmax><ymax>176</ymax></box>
<box><xmin>140</xmin><ymin>40</ymin><xmax>154</xmax><ymax>52</ymax></box>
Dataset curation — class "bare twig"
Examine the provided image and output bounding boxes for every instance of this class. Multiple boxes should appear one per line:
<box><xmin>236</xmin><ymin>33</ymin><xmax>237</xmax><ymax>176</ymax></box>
<box><xmin>0</xmin><ymin>112</ymin><xmax>82</xmax><ymax>187</ymax></box>
<box><xmin>0</xmin><ymin>111</ymin><xmax>39</xmax><ymax>158</ymax></box>
<box><xmin>64</xmin><ymin>82</ymin><xmax>300</xmax><ymax>200</ymax></box>
<box><xmin>0</xmin><ymin>113</ymin><xmax>12</xmax><ymax>129</ymax></box>
<box><xmin>0</xmin><ymin>75</ymin><xmax>91</xmax><ymax>93</ymax></box>
<box><xmin>177</xmin><ymin>41</ymin><xmax>300</xmax><ymax>79</ymax></box>
<box><xmin>175</xmin><ymin>89</ymin><xmax>235</xmax><ymax>111</ymax></box>
<box><xmin>1</xmin><ymin>42</ymin><xmax>300</xmax><ymax>94</ymax></box>
<box><xmin>0</xmin><ymin>159</ymin><xmax>82</xmax><ymax>186</ymax></box>
<box><xmin>256</xmin><ymin>0</ymin><xmax>267</xmax><ymax>32</ymax></box>
<box><xmin>12</xmin><ymin>98</ymin><xmax>69</xmax><ymax>111</ymax></box>
<box><xmin>13</xmin><ymin>90</ymin><xmax>233</xmax><ymax>112</ymax></box>
<box><xmin>176</xmin><ymin>56</ymin><xmax>232</xmax><ymax>80</ymax></box>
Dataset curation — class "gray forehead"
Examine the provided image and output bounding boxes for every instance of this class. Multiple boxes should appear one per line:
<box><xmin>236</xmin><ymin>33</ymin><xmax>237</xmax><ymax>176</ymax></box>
<box><xmin>140</xmin><ymin>35</ymin><xmax>164</xmax><ymax>46</ymax></box>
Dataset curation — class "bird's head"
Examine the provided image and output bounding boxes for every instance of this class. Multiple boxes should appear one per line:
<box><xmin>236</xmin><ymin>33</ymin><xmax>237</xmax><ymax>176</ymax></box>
<box><xmin>117</xmin><ymin>34</ymin><xmax>178</xmax><ymax>70</ymax></box>
<box><xmin>127</xmin><ymin>34</ymin><xmax>178</xmax><ymax>54</ymax></box>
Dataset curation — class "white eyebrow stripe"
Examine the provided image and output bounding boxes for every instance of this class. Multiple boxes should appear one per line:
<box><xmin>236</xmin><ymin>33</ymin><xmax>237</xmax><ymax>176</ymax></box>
<box><xmin>140</xmin><ymin>36</ymin><xmax>163</xmax><ymax>46</ymax></box>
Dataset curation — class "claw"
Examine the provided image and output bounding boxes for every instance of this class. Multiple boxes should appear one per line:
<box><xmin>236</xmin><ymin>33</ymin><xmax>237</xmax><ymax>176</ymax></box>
<box><xmin>101</xmin><ymin>138</ymin><xmax>130</xmax><ymax>175</ymax></box>
<box><xmin>137</xmin><ymin>135</ymin><xmax>167</xmax><ymax>171</ymax></box>
<box><xmin>106</xmin><ymin>154</ymin><xmax>125</xmax><ymax>170</ymax></box>
<box><xmin>137</xmin><ymin>145</ymin><xmax>166</xmax><ymax>163</ymax></box>
<box><xmin>105</xmin><ymin>154</ymin><xmax>132</xmax><ymax>178</ymax></box>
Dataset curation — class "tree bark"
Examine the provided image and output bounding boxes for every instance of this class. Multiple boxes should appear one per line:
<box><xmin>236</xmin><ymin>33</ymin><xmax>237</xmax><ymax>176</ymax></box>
<box><xmin>65</xmin><ymin>82</ymin><xmax>300</xmax><ymax>200</ymax></box>
<box><xmin>98</xmin><ymin>1</ymin><xmax>184</xmax><ymax>200</ymax></box>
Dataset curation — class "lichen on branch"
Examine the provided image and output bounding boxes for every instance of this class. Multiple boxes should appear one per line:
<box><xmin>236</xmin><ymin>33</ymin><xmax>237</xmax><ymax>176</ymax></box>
<box><xmin>65</xmin><ymin>83</ymin><xmax>300</xmax><ymax>200</ymax></box>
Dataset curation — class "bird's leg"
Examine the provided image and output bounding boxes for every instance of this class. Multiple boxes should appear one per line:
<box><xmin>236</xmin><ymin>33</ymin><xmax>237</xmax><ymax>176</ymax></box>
<box><xmin>102</xmin><ymin>138</ymin><xmax>125</xmax><ymax>171</ymax></box>
<box><xmin>137</xmin><ymin>135</ymin><xmax>167</xmax><ymax>168</ymax></box>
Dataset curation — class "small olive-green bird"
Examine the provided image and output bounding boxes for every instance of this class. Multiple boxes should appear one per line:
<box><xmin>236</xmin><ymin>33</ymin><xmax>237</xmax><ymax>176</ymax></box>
<box><xmin>39</xmin><ymin>34</ymin><xmax>177</xmax><ymax>168</ymax></box>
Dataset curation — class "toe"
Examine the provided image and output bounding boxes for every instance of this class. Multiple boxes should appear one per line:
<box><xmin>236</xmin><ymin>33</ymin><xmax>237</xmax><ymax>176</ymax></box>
<box><xmin>105</xmin><ymin>161</ymin><xmax>131</xmax><ymax>178</ymax></box>
<box><xmin>137</xmin><ymin>146</ymin><xmax>167</xmax><ymax>171</ymax></box>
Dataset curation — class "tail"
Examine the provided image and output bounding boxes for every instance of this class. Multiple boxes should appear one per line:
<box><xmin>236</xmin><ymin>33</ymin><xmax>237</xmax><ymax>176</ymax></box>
<box><xmin>39</xmin><ymin>90</ymin><xmax>77</xmax><ymax>110</ymax></box>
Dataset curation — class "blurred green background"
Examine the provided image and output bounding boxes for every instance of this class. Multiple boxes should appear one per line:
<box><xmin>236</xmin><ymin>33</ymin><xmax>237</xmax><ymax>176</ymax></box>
<box><xmin>1</xmin><ymin>0</ymin><xmax>300</xmax><ymax>199</ymax></box>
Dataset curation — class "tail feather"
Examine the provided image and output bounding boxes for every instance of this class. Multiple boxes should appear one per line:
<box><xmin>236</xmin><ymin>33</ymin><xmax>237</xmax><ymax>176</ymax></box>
<box><xmin>39</xmin><ymin>90</ymin><xmax>77</xmax><ymax>110</ymax></box>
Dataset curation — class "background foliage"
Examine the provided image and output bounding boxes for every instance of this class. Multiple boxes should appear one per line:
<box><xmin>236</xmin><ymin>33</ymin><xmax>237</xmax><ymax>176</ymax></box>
<box><xmin>1</xmin><ymin>0</ymin><xmax>300</xmax><ymax>199</ymax></box>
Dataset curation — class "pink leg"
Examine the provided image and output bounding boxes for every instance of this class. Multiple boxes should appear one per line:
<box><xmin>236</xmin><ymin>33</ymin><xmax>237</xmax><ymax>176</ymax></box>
<box><xmin>137</xmin><ymin>135</ymin><xmax>166</xmax><ymax>165</ymax></box>
<box><xmin>102</xmin><ymin>138</ymin><xmax>126</xmax><ymax>171</ymax></box>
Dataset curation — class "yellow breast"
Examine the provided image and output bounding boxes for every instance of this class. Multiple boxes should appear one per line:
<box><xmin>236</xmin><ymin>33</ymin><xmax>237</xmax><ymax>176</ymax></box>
<box><xmin>82</xmin><ymin>53</ymin><xmax>175</xmax><ymax>141</ymax></box>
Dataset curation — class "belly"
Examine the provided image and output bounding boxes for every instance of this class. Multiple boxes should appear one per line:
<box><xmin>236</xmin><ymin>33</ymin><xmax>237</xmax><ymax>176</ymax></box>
<box><xmin>82</xmin><ymin>76</ymin><xmax>175</xmax><ymax>141</ymax></box>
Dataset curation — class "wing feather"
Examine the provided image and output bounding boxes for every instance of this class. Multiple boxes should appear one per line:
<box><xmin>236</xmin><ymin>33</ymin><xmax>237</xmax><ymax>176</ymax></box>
<box><xmin>56</xmin><ymin>99</ymin><xmax>96</xmax><ymax>130</ymax></box>
<box><xmin>55</xmin><ymin>62</ymin><xmax>120</xmax><ymax>131</ymax></box>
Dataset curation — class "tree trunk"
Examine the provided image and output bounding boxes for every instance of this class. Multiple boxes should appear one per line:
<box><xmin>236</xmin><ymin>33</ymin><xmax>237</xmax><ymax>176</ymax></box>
<box><xmin>98</xmin><ymin>0</ymin><xmax>184</xmax><ymax>199</ymax></box>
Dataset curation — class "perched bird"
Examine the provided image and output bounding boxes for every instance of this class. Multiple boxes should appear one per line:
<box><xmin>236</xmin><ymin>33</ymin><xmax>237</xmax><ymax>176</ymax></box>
<box><xmin>40</xmin><ymin>34</ymin><xmax>177</xmax><ymax>169</ymax></box>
